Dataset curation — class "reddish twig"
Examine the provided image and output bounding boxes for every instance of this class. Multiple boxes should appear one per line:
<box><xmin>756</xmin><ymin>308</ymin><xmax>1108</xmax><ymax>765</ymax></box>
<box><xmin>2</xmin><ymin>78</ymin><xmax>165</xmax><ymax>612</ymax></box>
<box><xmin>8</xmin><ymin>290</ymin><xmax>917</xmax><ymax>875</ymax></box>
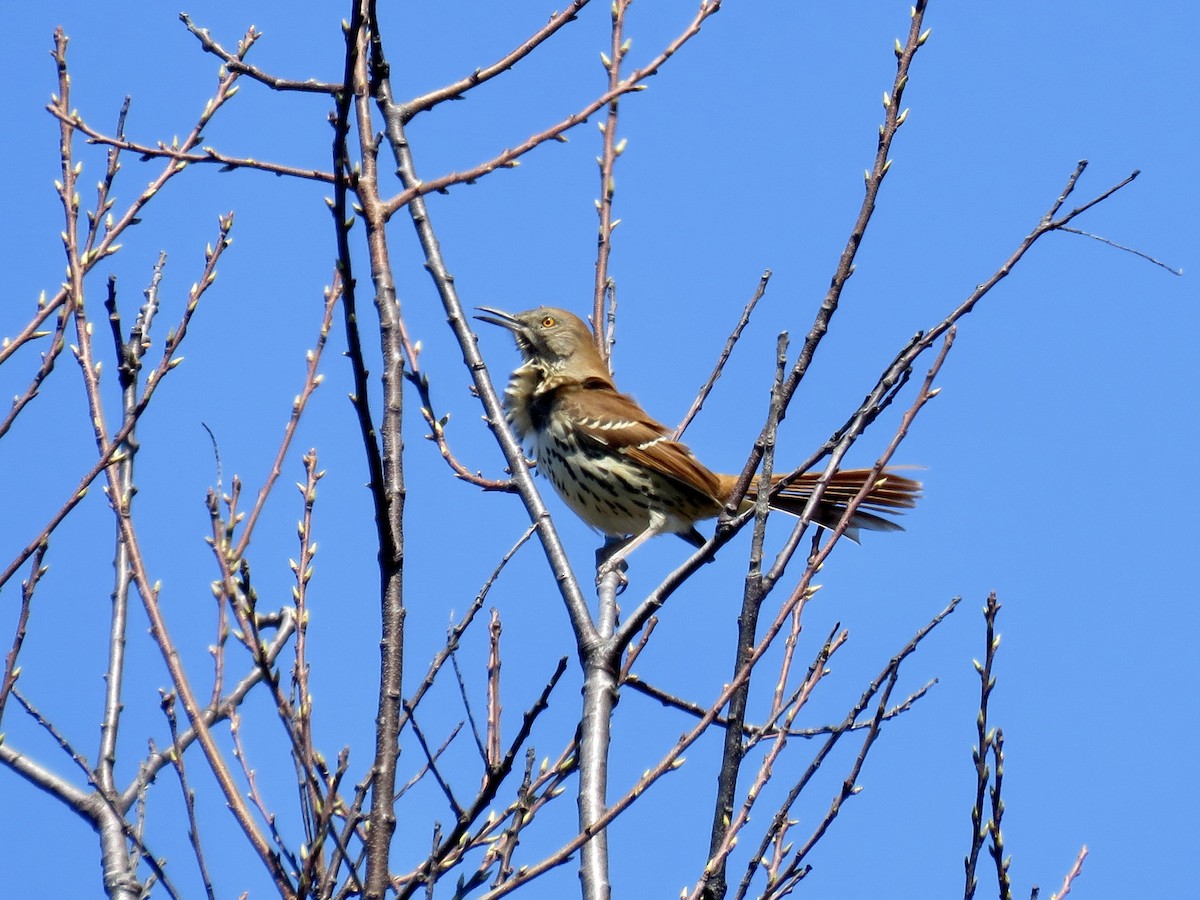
<box><xmin>400</xmin><ymin>322</ymin><xmax>515</xmax><ymax>491</ymax></box>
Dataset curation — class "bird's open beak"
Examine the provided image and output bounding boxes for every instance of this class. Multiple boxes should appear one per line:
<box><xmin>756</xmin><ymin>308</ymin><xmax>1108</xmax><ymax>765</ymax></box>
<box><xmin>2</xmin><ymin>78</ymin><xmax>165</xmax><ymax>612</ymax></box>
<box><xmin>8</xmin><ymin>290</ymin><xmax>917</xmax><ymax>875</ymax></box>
<box><xmin>475</xmin><ymin>307</ymin><xmax>521</xmax><ymax>333</ymax></box>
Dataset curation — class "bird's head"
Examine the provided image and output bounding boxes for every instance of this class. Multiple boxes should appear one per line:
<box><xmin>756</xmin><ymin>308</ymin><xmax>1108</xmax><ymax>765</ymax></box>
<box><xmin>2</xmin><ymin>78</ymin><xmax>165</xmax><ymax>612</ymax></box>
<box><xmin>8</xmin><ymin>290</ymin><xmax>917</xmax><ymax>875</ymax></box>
<box><xmin>476</xmin><ymin>306</ymin><xmax>608</xmax><ymax>377</ymax></box>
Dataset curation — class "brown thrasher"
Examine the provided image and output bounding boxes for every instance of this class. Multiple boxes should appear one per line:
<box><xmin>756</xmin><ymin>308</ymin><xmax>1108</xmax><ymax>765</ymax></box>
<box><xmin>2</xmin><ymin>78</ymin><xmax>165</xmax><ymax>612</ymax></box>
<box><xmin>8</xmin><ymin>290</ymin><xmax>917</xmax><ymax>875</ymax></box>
<box><xmin>477</xmin><ymin>306</ymin><xmax>919</xmax><ymax>570</ymax></box>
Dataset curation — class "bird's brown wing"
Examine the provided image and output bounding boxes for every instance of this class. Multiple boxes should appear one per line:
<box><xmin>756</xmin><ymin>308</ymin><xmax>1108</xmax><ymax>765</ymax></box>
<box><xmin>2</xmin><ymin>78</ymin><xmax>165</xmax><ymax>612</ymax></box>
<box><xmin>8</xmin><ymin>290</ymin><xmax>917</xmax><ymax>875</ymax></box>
<box><xmin>561</xmin><ymin>379</ymin><xmax>726</xmax><ymax>503</ymax></box>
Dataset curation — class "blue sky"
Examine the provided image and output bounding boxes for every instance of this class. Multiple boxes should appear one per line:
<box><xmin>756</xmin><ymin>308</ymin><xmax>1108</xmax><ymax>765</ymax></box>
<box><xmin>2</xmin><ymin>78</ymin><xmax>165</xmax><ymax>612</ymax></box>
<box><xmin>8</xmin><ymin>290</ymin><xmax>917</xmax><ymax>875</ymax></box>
<box><xmin>2</xmin><ymin>2</ymin><xmax>1196</xmax><ymax>898</ymax></box>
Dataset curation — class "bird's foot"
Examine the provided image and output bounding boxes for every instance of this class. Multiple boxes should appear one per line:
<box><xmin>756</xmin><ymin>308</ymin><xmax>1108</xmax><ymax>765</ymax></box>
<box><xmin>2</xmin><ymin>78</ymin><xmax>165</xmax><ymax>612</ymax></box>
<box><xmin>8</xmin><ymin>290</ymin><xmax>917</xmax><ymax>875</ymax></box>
<box><xmin>596</xmin><ymin>557</ymin><xmax>628</xmax><ymax>594</ymax></box>
<box><xmin>596</xmin><ymin>538</ymin><xmax>631</xmax><ymax>594</ymax></box>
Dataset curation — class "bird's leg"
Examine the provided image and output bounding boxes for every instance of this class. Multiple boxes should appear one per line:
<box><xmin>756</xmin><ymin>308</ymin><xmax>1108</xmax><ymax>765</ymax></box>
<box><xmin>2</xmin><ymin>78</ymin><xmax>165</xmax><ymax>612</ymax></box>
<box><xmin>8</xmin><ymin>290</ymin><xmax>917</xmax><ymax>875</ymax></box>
<box><xmin>596</xmin><ymin>512</ymin><xmax>670</xmax><ymax>583</ymax></box>
<box><xmin>595</xmin><ymin>535</ymin><xmax>628</xmax><ymax>572</ymax></box>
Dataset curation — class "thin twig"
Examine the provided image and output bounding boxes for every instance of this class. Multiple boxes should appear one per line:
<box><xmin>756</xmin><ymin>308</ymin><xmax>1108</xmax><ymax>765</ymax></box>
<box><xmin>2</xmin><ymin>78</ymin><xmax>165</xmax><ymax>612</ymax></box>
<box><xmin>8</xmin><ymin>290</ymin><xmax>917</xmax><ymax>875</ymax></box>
<box><xmin>1058</xmin><ymin>225</ymin><xmax>1181</xmax><ymax>275</ymax></box>
<box><xmin>121</xmin><ymin>611</ymin><xmax>296</xmax><ymax>808</ymax></box>
<box><xmin>233</xmin><ymin>275</ymin><xmax>341</xmax><ymax>560</ymax></box>
<box><xmin>988</xmin><ymin>729</ymin><xmax>1013</xmax><ymax>900</ymax></box>
<box><xmin>1050</xmin><ymin>846</ymin><xmax>1088</xmax><ymax>900</ymax></box>
<box><xmin>372</xmin><ymin>9</ymin><xmax>594</xmax><ymax>652</ymax></box>
<box><xmin>741</xmin><ymin>596</ymin><xmax>960</xmax><ymax>900</ymax></box>
<box><xmin>162</xmin><ymin>693</ymin><xmax>218</xmax><ymax>900</ymax></box>
<box><xmin>719</xmin><ymin>1</ymin><xmax>933</xmax><ymax>523</ymax></box>
<box><xmin>486</xmin><ymin>610</ymin><xmax>504</xmax><ymax>769</ymax></box>
<box><xmin>12</xmin><ymin>687</ymin><xmax>94</xmax><ymax>779</ymax></box>
<box><xmin>399</xmin><ymin>525</ymin><xmax>536</xmax><ymax>735</ymax></box>
<box><xmin>380</xmin><ymin>1</ymin><xmax>724</xmax><ymax>220</ymax></box>
<box><xmin>702</xmin><ymin>329</ymin><xmax>790</xmax><ymax>899</ymax></box>
<box><xmin>402</xmin><ymin>704</ymin><xmax>466</xmax><ymax>819</ymax></box>
<box><xmin>1</xmin><ymin>213</ymin><xmax>234</xmax><ymax>593</ymax></box>
<box><xmin>403</xmin><ymin>1</ymin><xmax>595</xmax><ymax>117</ymax></box>
<box><xmin>395</xmin><ymin>658</ymin><xmax>569</xmax><ymax>899</ymax></box>
<box><xmin>965</xmin><ymin>592</ymin><xmax>1002</xmax><ymax>900</ymax></box>
<box><xmin>697</xmin><ymin>624</ymin><xmax>845</xmax><ymax>900</ymax></box>
<box><xmin>401</xmin><ymin>323</ymin><xmax>515</xmax><ymax>491</ymax></box>
<box><xmin>180</xmin><ymin>14</ymin><xmax>343</xmax><ymax>93</ymax></box>
<box><xmin>451</xmin><ymin>644</ymin><xmax>489</xmax><ymax>764</ymax></box>
<box><xmin>590</xmin><ymin>0</ymin><xmax>631</xmax><ymax>360</ymax></box>
<box><xmin>394</xmin><ymin>722</ymin><xmax>464</xmax><ymax>804</ymax></box>
<box><xmin>60</xmin><ymin>110</ymin><xmax>338</xmax><ymax>182</ymax></box>
<box><xmin>673</xmin><ymin>271</ymin><xmax>771</xmax><ymax>441</ymax></box>
<box><xmin>623</xmin><ymin>672</ymin><xmax>935</xmax><ymax>738</ymax></box>
<box><xmin>0</xmin><ymin>303</ymin><xmax>70</xmax><ymax>441</ymax></box>
<box><xmin>0</xmin><ymin>542</ymin><xmax>47</xmax><ymax>725</ymax></box>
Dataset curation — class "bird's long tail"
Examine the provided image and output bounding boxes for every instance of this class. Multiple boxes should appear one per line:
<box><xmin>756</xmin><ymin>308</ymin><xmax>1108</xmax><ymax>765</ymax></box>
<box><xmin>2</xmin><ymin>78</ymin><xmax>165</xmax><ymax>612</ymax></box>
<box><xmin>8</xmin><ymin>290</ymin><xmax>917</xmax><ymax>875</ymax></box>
<box><xmin>741</xmin><ymin>468</ymin><xmax>922</xmax><ymax>541</ymax></box>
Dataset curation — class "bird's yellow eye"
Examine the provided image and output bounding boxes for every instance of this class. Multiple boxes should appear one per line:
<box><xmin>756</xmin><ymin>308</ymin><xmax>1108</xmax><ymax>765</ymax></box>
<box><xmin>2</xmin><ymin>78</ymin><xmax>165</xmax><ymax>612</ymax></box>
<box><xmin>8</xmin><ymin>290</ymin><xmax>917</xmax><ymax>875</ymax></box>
<box><xmin>541</xmin><ymin>315</ymin><xmax>556</xmax><ymax>328</ymax></box>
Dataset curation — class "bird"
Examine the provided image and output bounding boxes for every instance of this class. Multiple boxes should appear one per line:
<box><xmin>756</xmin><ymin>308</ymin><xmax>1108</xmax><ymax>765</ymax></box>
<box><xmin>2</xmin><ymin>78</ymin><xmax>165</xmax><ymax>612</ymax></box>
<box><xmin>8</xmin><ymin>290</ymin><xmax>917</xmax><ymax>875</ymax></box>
<box><xmin>476</xmin><ymin>306</ymin><xmax>920</xmax><ymax>572</ymax></box>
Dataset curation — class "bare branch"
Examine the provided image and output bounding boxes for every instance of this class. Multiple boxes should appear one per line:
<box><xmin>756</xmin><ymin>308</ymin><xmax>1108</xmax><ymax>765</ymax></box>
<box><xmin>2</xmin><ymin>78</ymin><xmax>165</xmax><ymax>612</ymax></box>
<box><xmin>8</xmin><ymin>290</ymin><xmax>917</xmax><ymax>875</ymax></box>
<box><xmin>161</xmin><ymin>693</ymin><xmax>218</xmax><ymax>900</ymax></box>
<box><xmin>590</xmin><ymin>0</ymin><xmax>632</xmax><ymax>360</ymax></box>
<box><xmin>673</xmin><ymin>271</ymin><xmax>771</xmax><ymax>441</ymax></box>
<box><xmin>1</xmin><ymin>212</ymin><xmax>233</xmax><ymax>593</ymax></box>
<box><xmin>403</xmin><ymin>703</ymin><xmax>466</xmax><ymax>820</ymax></box>
<box><xmin>987</xmin><ymin>730</ymin><xmax>1013</xmax><ymax>900</ymax></box>
<box><xmin>964</xmin><ymin>592</ymin><xmax>1002</xmax><ymax>900</ymax></box>
<box><xmin>180</xmin><ymin>14</ymin><xmax>343</xmax><ymax>93</ymax></box>
<box><xmin>1058</xmin><ymin>225</ymin><xmax>1182</xmax><ymax>275</ymax></box>
<box><xmin>623</xmin><ymin>668</ymin><xmax>936</xmax><ymax>739</ymax></box>
<box><xmin>65</xmin><ymin>120</ymin><xmax>338</xmax><ymax>183</ymax></box>
<box><xmin>373</xmin><ymin>41</ymin><xmax>594</xmax><ymax>654</ymax></box>
<box><xmin>380</xmin><ymin>1</ymin><xmax>724</xmax><ymax>218</ymax></box>
<box><xmin>232</xmin><ymin>275</ymin><xmax>342</xmax><ymax>560</ymax></box>
<box><xmin>486</xmin><ymin>610</ymin><xmax>504</xmax><ymax>769</ymax></box>
<box><xmin>400</xmin><ymin>525</ymin><xmax>535</xmax><ymax>737</ymax></box>
<box><xmin>735</xmin><ymin>595</ymin><xmax>961</xmax><ymax>900</ymax></box>
<box><xmin>1050</xmin><ymin>846</ymin><xmax>1088</xmax><ymax>900</ymax></box>
<box><xmin>395</xmin><ymin>657</ymin><xmax>569</xmax><ymax>899</ymax></box>
<box><xmin>122</xmin><ymin>611</ymin><xmax>296</xmax><ymax>807</ymax></box>
<box><xmin>403</xmin><ymin>1</ymin><xmax>595</xmax><ymax>117</ymax></box>
<box><xmin>0</xmin><ymin>542</ymin><xmax>47</xmax><ymax>725</ymax></box>
<box><xmin>401</xmin><ymin>320</ymin><xmax>516</xmax><ymax>491</ymax></box>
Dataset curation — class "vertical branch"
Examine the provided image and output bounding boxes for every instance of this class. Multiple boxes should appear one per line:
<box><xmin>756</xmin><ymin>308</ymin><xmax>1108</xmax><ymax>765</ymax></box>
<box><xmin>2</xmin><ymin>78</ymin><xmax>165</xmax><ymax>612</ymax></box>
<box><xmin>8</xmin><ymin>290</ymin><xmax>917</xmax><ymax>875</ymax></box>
<box><xmin>703</xmin><ymin>331</ymin><xmax>789</xmax><ymax>900</ymax></box>
<box><xmin>591</xmin><ymin>0</ymin><xmax>632</xmax><ymax>360</ymax></box>
<box><xmin>52</xmin><ymin>36</ymin><xmax>147</xmax><ymax>898</ymax></box>
<box><xmin>486</xmin><ymin>610</ymin><xmax>503</xmax><ymax>769</ymax></box>
<box><xmin>578</xmin><ymin>7</ymin><xmax>632</xmax><ymax>895</ymax></box>
<box><xmin>696</xmin><ymin>625</ymin><xmax>844</xmax><ymax>900</ymax></box>
<box><xmin>964</xmin><ymin>592</ymin><xmax>1001</xmax><ymax>900</ymax></box>
<box><xmin>369</xmin><ymin>14</ymin><xmax>595</xmax><ymax>649</ymax></box>
<box><xmin>30</xmin><ymin>70</ymin><xmax>286</xmax><ymax>878</ymax></box>
<box><xmin>329</xmin><ymin>7</ymin><xmax>387</xmax><ymax>552</ymax></box>
<box><xmin>576</xmin><ymin>648</ymin><xmax>618</xmax><ymax>900</ymax></box>
<box><xmin>347</xmin><ymin>3</ymin><xmax>408</xmax><ymax>896</ymax></box>
<box><xmin>94</xmin><ymin>259</ymin><xmax>167</xmax><ymax>900</ymax></box>
<box><xmin>97</xmin><ymin>258</ymin><xmax>162</xmax><ymax>795</ymax></box>
<box><xmin>987</xmin><ymin>730</ymin><xmax>1012</xmax><ymax>900</ymax></box>
<box><xmin>292</xmin><ymin>450</ymin><xmax>327</xmax><ymax>895</ymax></box>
